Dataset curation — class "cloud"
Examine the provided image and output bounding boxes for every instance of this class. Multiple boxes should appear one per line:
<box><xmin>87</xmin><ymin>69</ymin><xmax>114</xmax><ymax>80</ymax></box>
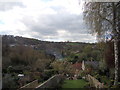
<box><xmin>0</xmin><ymin>1</ymin><xmax>25</xmax><ymax>11</ymax></box>
<box><xmin>21</xmin><ymin>12</ymin><xmax>91</xmax><ymax>41</ymax></box>
<box><xmin>0</xmin><ymin>0</ymin><xmax>97</xmax><ymax>43</ymax></box>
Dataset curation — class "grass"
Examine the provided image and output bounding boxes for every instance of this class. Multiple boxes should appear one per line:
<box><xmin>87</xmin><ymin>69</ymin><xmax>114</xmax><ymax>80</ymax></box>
<box><xmin>61</xmin><ymin>79</ymin><xmax>89</xmax><ymax>88</ymax></box>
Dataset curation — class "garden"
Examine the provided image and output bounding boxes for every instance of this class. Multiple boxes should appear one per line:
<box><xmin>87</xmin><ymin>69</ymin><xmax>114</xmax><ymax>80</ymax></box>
<box><xmin>61</xmin><ymin>79</ymin><xmax>89</xmax><ymax>88</ymax></box>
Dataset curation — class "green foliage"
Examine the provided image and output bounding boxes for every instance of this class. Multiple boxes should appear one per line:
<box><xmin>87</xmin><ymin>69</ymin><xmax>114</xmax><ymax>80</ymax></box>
<box><xmin>23</xmin><ymin>71</ymin><xmax>30</xmax><ymax>75</ymax></box>
<box><xmin>64</xmin><ymin>44</ymin><xmax>102</xmax><ymax>64</ymax></box>
<box><xmin>99</xmin><ymin>76</ymin><xmax>112</xmax><ymax>87</ymax></box>
<box><xmin>41</xmin><ymin>69</ymin><xmax>57</xmax><ymax>81</ymax></box>
<box><xmin>3</xmin><ymin>75</ymin><xmax>19</xmax><ymax>88</ymax></box>
<box><xmin>2</xmin><ymin>35</ymin><xmax>106</xmax><ymax>88</ymax></box>
<box><xmin>84</xmin><ymin>2</ymin><xmax>120</xmax><ymax>85</ymax></box>
<box><xmin>7</xmin><ymin>66</ymin><xmax>13</xmax><ymax>73</ymax></box>
<box><xmin>94</xmin><ymin>73</ymin><xmax>113</xmax><ymax>88</ymax></box>
<box><xmin>44</xmin><ymin>69</ymin><xmax>56</xmax><ymax>77</ymax></box>
<box><xmin>79</xmin><ymin>44</ymin><xmax>101</xmax><ymax>61</ymax></box>
<box><xmin>79</xmin><ymin>71</ymin><xmax>86</xmax><ymax>77</ymax></box>
<box><xmin>51</xmin><ymin>61</ymin><xmax>74</xmax><ymax>75</ymax></box>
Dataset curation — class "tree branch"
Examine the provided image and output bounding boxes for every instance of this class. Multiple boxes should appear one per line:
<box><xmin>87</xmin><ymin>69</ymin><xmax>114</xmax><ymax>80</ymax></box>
<box><xmin>116</xmin><ymin>2</ymin><xmax>120</xmax><ymax>8</ymax></box>
<box><xmin>98</xmin><ymin>14</ymin><xmax>113</xmax><ymax>25</ymax></box>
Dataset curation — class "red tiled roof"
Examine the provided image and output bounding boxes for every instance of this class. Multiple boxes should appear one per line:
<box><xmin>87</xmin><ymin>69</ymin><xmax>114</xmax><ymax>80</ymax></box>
<box><xmin>72</xmin><ymin>62</ymin><xmax>82</xmax><ymax>70</ymax></box>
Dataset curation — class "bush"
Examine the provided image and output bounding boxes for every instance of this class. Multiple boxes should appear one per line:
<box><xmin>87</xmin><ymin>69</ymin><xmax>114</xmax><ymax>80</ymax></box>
<box><xmin>3</xmin><ymin>76</ymin><xmax>19</xmax><ymax>88</ymax></box>
<box><xmin>79</xmin><ymin>71</ymin><xmax>86</xmax><ymax>77</ymax></box>
<box><xmin>41</xmin><ymin>69</ymin><xmax>57</xmax><ymax>81</ymax></box>
<box><xmin>101</xmin><ymin>76</ymin><xmax>111</xmax><ymax>86</ymax></box>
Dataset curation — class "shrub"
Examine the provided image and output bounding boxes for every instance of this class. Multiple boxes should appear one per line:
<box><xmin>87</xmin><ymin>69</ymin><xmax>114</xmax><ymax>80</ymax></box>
<box><xmin>79</xmin><ymin>71</ymin><xmax>86</xmax><ymax>77</ymax></box>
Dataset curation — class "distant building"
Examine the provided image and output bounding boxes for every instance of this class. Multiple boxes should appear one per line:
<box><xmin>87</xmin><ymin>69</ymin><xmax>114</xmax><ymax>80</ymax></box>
<box><xmin>82</xmin><ymin>60</ymin><xmax>99</xmax><ymax>71</ymax></box>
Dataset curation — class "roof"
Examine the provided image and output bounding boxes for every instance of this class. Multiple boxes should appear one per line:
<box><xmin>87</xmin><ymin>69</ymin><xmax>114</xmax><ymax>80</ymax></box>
<box><xmin>72</xmin><ymin>62</ymin><xmax>82</xmax><ymax>70</ymax></box>
<box><xmin>85</xmin><ymin>61</ymin><xmax>99</xmax><ymax>69</ymax></box>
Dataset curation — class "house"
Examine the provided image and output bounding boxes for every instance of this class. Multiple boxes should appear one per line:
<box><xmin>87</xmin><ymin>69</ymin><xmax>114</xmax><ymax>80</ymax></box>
<box><xmin>72</xmin><ymin>62</ymin><xmax>82</xmax><ymax>79</ymax></box>
<box><xmin>73</xmin><ymin>62</ymin><xmax>82</xmax><ymax>70</ymax></box>
<box><xmin>82</xmin><ymin>60</ymin><xmax>99</xmax><ymax>71</ymax></box>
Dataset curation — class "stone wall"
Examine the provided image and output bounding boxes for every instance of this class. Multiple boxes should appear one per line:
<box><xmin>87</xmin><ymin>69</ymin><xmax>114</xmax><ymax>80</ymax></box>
<box><xmin>85</xmin><ymin>74</ymin><xmax>104</xmax><ymax>88</ymax></box>
<box><xmin>35</xmin><ymin>74</ymin><xmax>63</xmax><ymax>89</ymax></box>
<box><xmin>18</xmin><ymin>80</ymin><xmax>38</xmax><ymax>90</ymax></box>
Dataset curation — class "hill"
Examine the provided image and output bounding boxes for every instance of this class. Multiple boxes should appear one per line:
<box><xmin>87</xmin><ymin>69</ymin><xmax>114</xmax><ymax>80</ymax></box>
<box><xmin>2</xmin><ymin>35</ymin><xmax>100</xmax><ymax>88</ymax></box>
<box><xmin>2</xmin><ymin>35</ymin><xmax>94</xmax><ymax>60</ymax></box>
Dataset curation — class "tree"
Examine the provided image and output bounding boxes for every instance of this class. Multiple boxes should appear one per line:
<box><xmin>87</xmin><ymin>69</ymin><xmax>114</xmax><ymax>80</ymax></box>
<box><xmin>51</xmin><ymin>61</ymin><xmax>74</xmax><ymax>74</ymax></box>
<box><xmin>84</xmin><ymin>2</ymin><xmax>120</xmax><ymax>85</ymax></box>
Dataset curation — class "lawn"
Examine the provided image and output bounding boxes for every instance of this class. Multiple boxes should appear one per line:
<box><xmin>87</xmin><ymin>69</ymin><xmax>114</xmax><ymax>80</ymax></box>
<box><xmin>61</xmin><ymin>79</ymin><xmax>89</xmax><ymax>88</ymax></box>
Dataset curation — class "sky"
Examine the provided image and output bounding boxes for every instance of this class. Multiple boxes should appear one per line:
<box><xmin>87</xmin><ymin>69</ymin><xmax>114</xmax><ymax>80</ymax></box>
<box><xmin>0</xmin><ymin>0</ymin><xmax>97</xmax><ymax>43</ymax></box>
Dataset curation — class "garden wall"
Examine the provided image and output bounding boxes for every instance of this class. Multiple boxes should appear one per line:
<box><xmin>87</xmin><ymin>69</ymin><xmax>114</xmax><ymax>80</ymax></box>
<box><xmin>18</xmin><ymin>80</ymin><xmax>38</xmax><ymax>90</ymax></box>
<box><xmin>85</xmin><ymin>74</ymin><xmax>104</xmax><ymax>88</ymax></box>
<box><xmin>35</xmin><ymin>74</ymin><xmax>63</xmax><ymax>89</ymax></box>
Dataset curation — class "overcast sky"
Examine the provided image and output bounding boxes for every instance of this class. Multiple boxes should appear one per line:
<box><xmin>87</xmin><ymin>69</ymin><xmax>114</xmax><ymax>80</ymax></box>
<box><xmin>0</xmin><ymin>0</ymin><xmax>97</xmax><ymax>43</ymax></box>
